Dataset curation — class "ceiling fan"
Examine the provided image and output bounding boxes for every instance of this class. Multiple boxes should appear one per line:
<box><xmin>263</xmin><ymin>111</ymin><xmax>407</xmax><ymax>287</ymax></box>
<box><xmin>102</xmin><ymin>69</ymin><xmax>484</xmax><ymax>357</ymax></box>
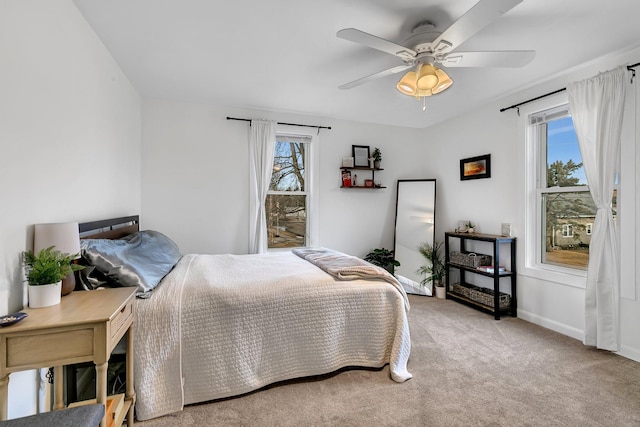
<box><xmin>337</xmin><ymin>0</ymin><xmax>535</xmax><ymax>108</ymax></box>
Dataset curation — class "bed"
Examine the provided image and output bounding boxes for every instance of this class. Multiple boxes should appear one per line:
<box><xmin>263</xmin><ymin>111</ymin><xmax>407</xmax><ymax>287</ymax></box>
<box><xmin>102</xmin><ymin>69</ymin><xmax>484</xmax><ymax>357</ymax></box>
<box><xmin>78</xmin><ymin>216</ymin><xmax>412</xmax><ymax>421</ymax></box>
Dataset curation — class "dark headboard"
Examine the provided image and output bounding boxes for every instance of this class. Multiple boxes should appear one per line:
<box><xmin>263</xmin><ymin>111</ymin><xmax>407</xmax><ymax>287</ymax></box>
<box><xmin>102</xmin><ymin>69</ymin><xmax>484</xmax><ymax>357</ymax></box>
<box><xmin>79</xmin><ymin>215</ymin><xmax>140</xmax><ymax>239</ymax></box>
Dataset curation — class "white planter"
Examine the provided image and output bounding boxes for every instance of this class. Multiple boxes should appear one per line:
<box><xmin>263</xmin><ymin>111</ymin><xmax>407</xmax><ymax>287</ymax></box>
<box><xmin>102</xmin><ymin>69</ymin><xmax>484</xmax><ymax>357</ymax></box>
<box><xmin>435</xmin><ymin>286</ymin><xmax>446</xmax><ymax>299</ymax></box>
<box><xmin>28</xmin><ymin>281</ymin><xmax>62</xmax><ymax>308</ymax></box>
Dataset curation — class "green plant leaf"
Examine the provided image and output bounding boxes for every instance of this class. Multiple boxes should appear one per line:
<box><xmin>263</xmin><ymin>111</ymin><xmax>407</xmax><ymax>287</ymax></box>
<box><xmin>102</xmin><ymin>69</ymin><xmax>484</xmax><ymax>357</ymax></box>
<box><xmin>23</xmin><ymin>246</ymin><xmax>84</xmax><ymax>285</ymax></box>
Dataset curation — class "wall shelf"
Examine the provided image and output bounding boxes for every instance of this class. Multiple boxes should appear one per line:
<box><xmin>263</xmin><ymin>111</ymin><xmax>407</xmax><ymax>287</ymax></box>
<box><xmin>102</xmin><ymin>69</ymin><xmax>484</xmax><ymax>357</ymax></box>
<box><xmin>340</xmin><ymin>166</ymin><xmax>385</xmax><ymax>189</ymax></box>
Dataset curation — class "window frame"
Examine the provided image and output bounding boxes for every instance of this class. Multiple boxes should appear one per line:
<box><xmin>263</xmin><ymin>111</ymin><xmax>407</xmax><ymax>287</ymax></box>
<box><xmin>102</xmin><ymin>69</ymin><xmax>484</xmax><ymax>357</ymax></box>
<box><xmin>518</xmin><ymin>77</ymin><xmax>634</xmax><ymax>298</ymax></box>
<box><xmin>519</xmin><ymin>93</ymin><xmax>588</xmax><ymax>288</ymax></box>
<box><xmin>265</xmin><ymin>125</ymin><xmax>319</xmax><ymax>251</ymax></box>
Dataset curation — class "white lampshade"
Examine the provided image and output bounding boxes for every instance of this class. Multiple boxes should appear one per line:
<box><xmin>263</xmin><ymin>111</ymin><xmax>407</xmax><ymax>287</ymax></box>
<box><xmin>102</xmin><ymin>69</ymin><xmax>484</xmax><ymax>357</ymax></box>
<box><xmin>33</xmin><ymin>222</ymin><xmax>81</xmax><ymax>258</ymax></box>
<box><xmin>432</xmin><ymin>68</ymin><xmax>453</xmax><ymax>94</ymax></box>
<box><xmin>396</xmin><ymin>71</ymin><xmax>418</xmax><ymax>96</ymax></box>
<box><xmin>414</xmin><ymin>88</ymin><xmax>433</xmax><ymax>98</ymax></box>
<box><xmin>416</xmin><ymin>63</ymin><xmax>438</xmax><ymax>90</ymax></box>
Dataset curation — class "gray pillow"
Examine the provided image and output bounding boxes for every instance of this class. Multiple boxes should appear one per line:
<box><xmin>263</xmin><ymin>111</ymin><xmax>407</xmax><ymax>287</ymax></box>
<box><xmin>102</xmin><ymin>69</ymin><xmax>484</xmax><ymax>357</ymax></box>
<box><xmin>81</xmin><ymin>230</ymin><xmax>182</xmax><ymax>298</ymax></box>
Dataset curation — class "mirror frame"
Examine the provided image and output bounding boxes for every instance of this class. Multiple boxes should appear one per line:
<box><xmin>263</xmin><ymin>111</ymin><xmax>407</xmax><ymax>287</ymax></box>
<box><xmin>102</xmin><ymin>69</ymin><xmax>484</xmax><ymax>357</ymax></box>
<box><xmin>393</xmin><ymin>179</ymin><xmax>437</xmax><ymax>296</ymax></box>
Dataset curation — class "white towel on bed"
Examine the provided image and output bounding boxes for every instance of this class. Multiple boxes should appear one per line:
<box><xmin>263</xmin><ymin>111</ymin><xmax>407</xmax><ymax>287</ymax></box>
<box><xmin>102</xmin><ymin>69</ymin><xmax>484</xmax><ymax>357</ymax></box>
<box><xmin>292</xmin><ymin>247</ymin><xmax>410</xmax><ymax>310</ymax></box>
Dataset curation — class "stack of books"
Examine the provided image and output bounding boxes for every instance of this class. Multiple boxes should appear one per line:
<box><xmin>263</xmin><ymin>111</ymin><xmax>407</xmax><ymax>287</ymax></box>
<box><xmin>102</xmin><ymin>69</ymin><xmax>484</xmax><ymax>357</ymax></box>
<box><xmin>476</xmin><ymin>265</ymin><xmax>506</xmax><ymax>273</ymax></box>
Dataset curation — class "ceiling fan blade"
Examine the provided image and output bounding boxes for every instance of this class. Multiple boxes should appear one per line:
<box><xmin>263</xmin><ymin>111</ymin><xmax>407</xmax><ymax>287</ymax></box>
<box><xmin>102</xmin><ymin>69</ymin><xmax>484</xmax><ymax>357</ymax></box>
<box><xmin>438</xmin><ymin>50</ymin><xmax>535</xmax><ymax>67</ymax></box>
<box><xmin>337</xmin><ymin>28</ymin><xmax>416</xmax><ymax>62</ymax></box>
<box><xmin>339</xmin><ymin>65</ymin><xmax>412</xmax><ymax>90</ymax></box>
<box><xmin>431</xmin><ymin>0</ymin><xmax>524</xmax><ymax>54</ymax></box>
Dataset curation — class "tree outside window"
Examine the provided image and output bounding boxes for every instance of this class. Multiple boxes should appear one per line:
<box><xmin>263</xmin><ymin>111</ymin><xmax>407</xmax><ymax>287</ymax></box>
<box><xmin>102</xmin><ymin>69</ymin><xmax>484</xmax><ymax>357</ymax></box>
<box><xmin>266</xmin><ymin>136</ymin><xmax>309</xmax><ymax>248</ymax></box>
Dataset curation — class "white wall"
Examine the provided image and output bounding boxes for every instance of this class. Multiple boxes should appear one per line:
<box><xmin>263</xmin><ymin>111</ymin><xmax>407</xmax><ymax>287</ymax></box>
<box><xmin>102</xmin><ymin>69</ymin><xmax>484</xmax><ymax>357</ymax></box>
<box><xmin>142</xmin><ymin>47</ymin><xmax>640</xmax><ymax>363</ymax></box>
<box><xmin>141</xmin><ymin>100</ymin><xmax>427</xmax><ymax>258</ymax></box>
<box><xmin>0</xmin><ymin>0</ymin><xmax>141</xmax><ymax>418</ymax></box>
<box><xmin>420</xmin><ymin>46</ymin><xmax>640</xmax><ymax>362</ymax></box>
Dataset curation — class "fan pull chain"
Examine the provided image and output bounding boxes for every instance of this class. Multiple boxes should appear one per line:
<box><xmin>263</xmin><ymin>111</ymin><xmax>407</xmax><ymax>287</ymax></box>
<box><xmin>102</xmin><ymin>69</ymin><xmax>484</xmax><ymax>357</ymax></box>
<box><xmin>422</xmin><ymin>96</ymin><xmax>427</xmax><ymax>111</ymax></box>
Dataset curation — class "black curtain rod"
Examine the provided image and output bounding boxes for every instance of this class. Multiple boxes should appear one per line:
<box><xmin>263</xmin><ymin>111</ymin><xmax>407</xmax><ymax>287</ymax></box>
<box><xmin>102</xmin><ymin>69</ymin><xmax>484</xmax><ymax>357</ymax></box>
<box><xmin>499</xmin><ymin>62</ymin><xmax>640</xmax><ymax>113</ymax></box>
<box><xmin>226</xmin><ymin>116</ymin><xmax>331</xmax><ymax>130</ymax></box>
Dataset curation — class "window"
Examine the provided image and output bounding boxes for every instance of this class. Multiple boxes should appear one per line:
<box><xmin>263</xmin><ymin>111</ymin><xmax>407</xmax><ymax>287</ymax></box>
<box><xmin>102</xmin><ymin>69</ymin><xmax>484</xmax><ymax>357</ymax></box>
<box><xmin>585</xmin><ymin>223</ymin><xmax>592</xmax><ymax>236</ymax></box>
<box><xmin>561</xmin><ymin>224</ymin><xmax>573</xmax><ymax>238</ymax></box>
<box><xmin>266</xmin><ymin>134</ymin><xmax>310</xmax><ymax>249</ymax></box>
<box><xmin>529</xmin><ymin>104</ymin><xmax>599</xmax><ymax>271</ymax></box>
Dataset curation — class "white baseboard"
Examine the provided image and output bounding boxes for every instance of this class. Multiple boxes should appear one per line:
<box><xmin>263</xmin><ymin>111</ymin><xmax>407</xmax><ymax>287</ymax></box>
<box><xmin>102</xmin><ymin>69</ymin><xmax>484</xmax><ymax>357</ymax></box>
<box><xmin>517</xmin><ymin>309</ymin><xmax>584</xmax><ymax>341</ymax></box>
<box><xmin>518</xmin><ymin>309</ymin><xmax>640</xmax><ymax>363</ymax></box>
<box><xmin>618</xmin><ymin>344</ymin><xmax>640</xmax><ymax>363</ymax></box>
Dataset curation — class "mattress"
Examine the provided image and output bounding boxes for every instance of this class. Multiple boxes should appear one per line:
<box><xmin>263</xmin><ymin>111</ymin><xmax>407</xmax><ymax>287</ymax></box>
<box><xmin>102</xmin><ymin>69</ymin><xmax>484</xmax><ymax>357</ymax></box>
<box><xmin>133</xmin><ymin>251</ymin><xmax>411</xmax><ymax>421</ymax></box>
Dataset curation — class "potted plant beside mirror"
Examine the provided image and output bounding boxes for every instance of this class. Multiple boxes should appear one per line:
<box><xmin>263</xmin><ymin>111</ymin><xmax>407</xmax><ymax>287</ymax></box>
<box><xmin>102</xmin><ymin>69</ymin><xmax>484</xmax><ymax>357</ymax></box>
<box><xmin>417</xmin><ymin>241</ymin><xmax>446</xmax><ymax>298</ymax></box>
<box><xmin>23</xmin><ymin>246</ymin><xmax>83</xmax><ymax>308</ymax></box>
<box><xmin>364</xmin><ymin>248</ymin><xmax>400</xmax><ymax>275</ymax></box>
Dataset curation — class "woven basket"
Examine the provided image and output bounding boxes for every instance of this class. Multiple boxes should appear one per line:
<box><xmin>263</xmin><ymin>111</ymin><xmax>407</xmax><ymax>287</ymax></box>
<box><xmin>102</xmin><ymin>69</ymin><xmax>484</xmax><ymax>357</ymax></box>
<box><xmin>469</xmin><ymin>287</ymin><xmax>511</xmax><ymax>309</ymax></box>
<box><xmin>451</xmin><ymin>283</ymin><xmax>476</xmax><ymax>298</ymax></box>
<box><xmin>449</xmin><ymin>251</ymin><xmax>492</xmax><ymax>268</ymax></box>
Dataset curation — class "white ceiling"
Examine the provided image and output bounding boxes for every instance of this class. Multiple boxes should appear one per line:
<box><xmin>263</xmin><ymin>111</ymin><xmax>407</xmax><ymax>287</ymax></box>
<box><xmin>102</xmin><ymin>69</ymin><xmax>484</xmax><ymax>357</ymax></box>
<box><xmin>73</xmin><ymin>0</ymin><xmax>640</xmax><ymax>129</ymax></box>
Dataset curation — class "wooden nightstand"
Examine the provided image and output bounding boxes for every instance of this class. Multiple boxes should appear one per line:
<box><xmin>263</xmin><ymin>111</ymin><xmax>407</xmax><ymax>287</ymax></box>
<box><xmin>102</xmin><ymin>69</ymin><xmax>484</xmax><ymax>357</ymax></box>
<box><xmin>0</xmin><ymin>287</ymin><xmax>136</xmax><ymax>427</ymax></box>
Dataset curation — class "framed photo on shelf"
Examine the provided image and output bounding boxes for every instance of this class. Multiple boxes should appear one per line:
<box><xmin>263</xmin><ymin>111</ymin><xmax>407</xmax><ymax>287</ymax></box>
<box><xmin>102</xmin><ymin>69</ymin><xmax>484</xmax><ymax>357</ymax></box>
<box><xmin>352</xmin><ymin>145</ymin><xmax>370</xmax><ymax>167</ymax></box>
<box><xmin>460</xmin><ymin>154</ymin><xmax>491</xmax><ymax>180</ymax></box>
<box><xmin>501</xmin><ymin>223</ymin><xmax>512</xmax><ymax>236</ymax></box>
<box><xmin>342</xmin><ymin>156</ymin><xmax>354</xmax><ymax>168</ymax></box>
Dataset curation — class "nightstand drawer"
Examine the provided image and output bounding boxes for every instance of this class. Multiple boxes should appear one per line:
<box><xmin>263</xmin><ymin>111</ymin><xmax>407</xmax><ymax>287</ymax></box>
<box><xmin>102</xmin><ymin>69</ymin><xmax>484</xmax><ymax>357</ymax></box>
<box><xmin>6</xmin><ymin>328</ymin><xmax>94</xmax><ymax>369</ymax></box>
<box><xmin>111</xmin><ymin>300</ymin><xmax>133</xmax><ymax>342</ymax></box>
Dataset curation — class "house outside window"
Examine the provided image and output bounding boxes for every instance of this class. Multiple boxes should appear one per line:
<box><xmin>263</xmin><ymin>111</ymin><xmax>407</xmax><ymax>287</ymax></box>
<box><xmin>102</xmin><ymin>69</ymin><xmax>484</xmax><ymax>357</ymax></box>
<box><xmin>585</xmin><ymin>223</ymin><xmax>592</xmax><ymax>235</ymax></box>
<box><xmin>266</xmin><ymin>134</ymin><xmax>311</xmax><ymax>249</ymax></box>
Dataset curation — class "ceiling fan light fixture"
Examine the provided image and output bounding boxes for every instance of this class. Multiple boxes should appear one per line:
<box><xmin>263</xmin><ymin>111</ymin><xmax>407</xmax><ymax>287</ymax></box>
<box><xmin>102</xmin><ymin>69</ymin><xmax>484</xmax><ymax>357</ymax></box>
<box><xmin>414</xmin><ymin>88</ymin><xmax>432</xmax><ymax>98</ymax></box>
<box><xmin>396</xmin><ymin>71</ymin><xmax>418</xmax><ymax>95</ymax></box>
<box><xmin>416</xmin><ymin>63</ymin><xmax>438</xmax><ymax>90</ymax></box>
<box><xmin>434</xmin><ymin>40</ymin><xmax>453</xmax><ymax>53</ymax></box>
<box><xmin>432</xmin><ymin>68</ymin><xmax>453</xmax><ymax>94</ymax></box>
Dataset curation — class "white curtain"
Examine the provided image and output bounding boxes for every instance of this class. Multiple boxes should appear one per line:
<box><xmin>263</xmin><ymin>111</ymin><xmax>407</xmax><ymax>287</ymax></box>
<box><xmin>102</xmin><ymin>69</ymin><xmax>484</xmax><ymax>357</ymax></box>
<box><xmin>248</xmin><ymin>120</ymin><xmax>276</xmax><ymax>254</ymax></box>
<box><xmin>567</xmin><ymin>66</ymin><xmax>627</xmax><ymax>351</ymax></box>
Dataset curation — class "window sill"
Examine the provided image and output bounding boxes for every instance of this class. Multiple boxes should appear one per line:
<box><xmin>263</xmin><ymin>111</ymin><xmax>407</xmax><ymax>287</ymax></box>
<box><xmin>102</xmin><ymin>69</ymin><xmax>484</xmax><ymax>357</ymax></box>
<box><xmin>521</xmin><ymin>263</ymin><xmax>587</xmax><ymax>289</ymax></box>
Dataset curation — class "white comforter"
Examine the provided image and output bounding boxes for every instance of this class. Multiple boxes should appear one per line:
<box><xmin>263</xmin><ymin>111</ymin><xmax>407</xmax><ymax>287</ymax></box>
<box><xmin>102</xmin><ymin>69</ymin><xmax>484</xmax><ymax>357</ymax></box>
<box><xmin>134</xmin><ymin>251</ymin><xmax>412</xmax><ymax>421</ymax></box>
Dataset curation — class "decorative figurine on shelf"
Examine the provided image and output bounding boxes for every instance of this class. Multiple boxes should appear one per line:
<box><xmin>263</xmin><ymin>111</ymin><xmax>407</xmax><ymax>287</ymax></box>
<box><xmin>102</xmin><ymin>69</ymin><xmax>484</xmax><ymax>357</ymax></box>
<box><xmin>456</xmin><ymin>220</ymin><xmax>476</xmax><ymax>233</ymax></box>
<box><xmin>342</xmin><ymin>170</ymin><xmax>352</xmax><ymax>187</ymax></box>
<box><xmin>372</xmin><ymin>147</ymin><xmax>382</xmax><ymax>169</ymax></box>
<box><xmin>353</xmin><ymin>174</ymin><xmax>358</xmax><ymax>186</ymax></box>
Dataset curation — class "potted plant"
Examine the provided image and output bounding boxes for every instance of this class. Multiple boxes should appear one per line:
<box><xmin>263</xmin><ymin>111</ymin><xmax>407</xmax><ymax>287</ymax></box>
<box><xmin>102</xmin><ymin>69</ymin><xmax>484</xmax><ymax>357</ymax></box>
<box><xmin>417</xmin><ymin>241</ymin><xmax>446</xmax><ymax>298</ymax></box>
<box><xmin>23</xmin><ymin>246</ymin><xmax>83</xmax><ymax>308</ymax></box>
<box><xmin>372</xmin><ymin>147</ymin><xmax>382</xmax><ymax>169</ymax></box>
<box><xmin>364</xmin><ymin>248</ymin><xmax>400</xmax><ymax>275</ymax></box>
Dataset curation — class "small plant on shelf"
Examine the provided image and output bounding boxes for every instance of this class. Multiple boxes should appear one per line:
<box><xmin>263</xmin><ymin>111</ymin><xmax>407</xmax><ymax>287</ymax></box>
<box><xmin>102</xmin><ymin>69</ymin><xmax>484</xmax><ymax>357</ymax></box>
<box><xmin>364</xmin><ymin>248</ymin><xmax>400</xmax><ymax>275</ymax></box>
<box><xmin>372</xmin><ymin>147</ymin><xmax>382</xmax><ymax>168</ymax></box>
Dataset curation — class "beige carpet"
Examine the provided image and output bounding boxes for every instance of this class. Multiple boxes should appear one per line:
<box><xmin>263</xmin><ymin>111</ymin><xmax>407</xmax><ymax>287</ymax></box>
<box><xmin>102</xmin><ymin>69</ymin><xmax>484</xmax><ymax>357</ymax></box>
<box><xmin>136</xmin><ymin>295</ymin><xmax>640</xmax><ymax>426</ymax></box>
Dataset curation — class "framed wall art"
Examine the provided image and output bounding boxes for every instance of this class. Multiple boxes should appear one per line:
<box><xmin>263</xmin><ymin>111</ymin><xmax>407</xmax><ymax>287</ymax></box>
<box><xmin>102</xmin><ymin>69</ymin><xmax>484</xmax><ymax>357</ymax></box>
<box><xmin>352</xmin><ymin>145</ymin><xmax>370</xmax><ymax>167</ymax></box>
<box><xmin>460</xmin><ymin>154</ymin><xmax>491</xmax><ymax>180</ymax></box>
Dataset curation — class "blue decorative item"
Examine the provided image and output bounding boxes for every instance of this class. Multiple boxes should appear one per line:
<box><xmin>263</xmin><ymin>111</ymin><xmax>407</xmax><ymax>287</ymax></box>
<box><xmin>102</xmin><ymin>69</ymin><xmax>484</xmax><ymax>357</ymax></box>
<box><xmin>0</xmin><ymin>312</ymin><xmax>28</xmax><ymax>327</ymax></box>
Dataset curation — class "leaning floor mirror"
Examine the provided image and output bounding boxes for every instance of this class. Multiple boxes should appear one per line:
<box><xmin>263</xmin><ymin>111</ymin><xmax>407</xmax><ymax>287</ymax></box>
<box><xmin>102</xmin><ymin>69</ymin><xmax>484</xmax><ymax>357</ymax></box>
<box><xmin>393</xmin><ymin>179</ymin><xmax>437</xmax><ymax>296</ymax></box>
